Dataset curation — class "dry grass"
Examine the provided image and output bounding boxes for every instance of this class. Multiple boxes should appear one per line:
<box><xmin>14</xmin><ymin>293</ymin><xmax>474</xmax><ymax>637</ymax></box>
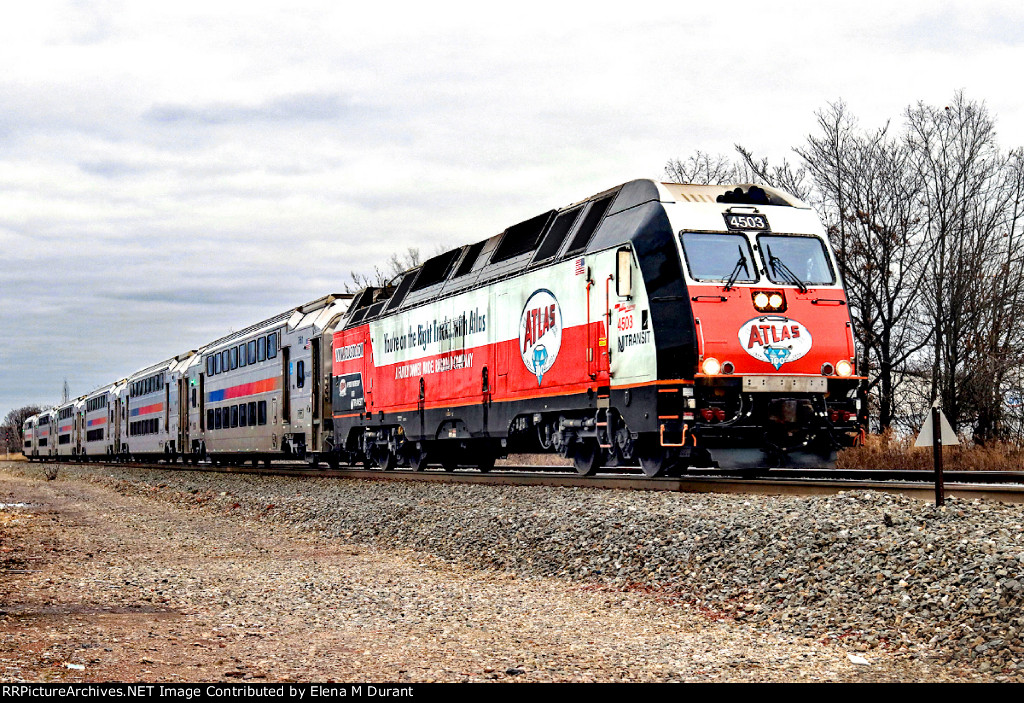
<box><xmin>836</xmin><ymin>429</ymin><xmax>1024</xmax><ymax>472</ymax></box>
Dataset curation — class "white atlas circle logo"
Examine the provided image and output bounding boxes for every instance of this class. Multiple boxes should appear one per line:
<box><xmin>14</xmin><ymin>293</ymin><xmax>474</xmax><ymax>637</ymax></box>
<box><xmin>738</xmin><ymin>316</ymin><xmax>813</xmax><ymax>369</ymax></box>
<box><xmin>520</xmin><ymin>289</ymin><xmax>562</xmax><ymax>385</ymax></box>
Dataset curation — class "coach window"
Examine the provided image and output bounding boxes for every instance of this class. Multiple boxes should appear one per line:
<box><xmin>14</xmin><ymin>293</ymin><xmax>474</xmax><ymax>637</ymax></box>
<box><xmin>231</xmin><ymin>405</ymin><xmax>239</xmax><ymax>428</ymax></box>
<box><xmin>258</xmin><ymin>337</ymin><xmax>267</xmax><ymax>362</ymax></box>
<box><xmin>268</xmin><ymin>333</ymin><xmax>278</xmax><ymax>359</ymax></box>
<box><xmin>207</xmin><ymin>357</ymin><xmax>214</xmax><ymax>376</ymax></box>
<box><xmin>207</xmin><ymin>409</ymin><xmax>214</xmax><ymax>430</ymax></box>
<box><xmin>258</xmin><ymin>400</ymin><xmax>267</xmax><ymax>426</ymax></box>
<box><xmin>238</xmin><ymin>344</ymin><xmax>247</xmax><ymax>368</ymax></box>
<box><xmin>192</xmin><ymin>388</ymin><xmax>197</xmax><ymax>408</ymax></box>
<box><xmin>248</xmin><ymin>340</ymin><xmax>257</xmax><ymax>365</ymax></box>
<box><xmin>231</xmin><ymin>347</ymin><xmax>238</xmax><ymax>370</ymax></box>
<box><xmin>239</xmin><ymin>403</ymin><xmax>247</xmax><ymax>426</ymax></box>
<box><xmin>248</xmin><ymin>401</ymin><xmax>257</xmax><ymax>425</ymax></box>
<box><xmin>222</xmin><ymin>350</ymin><xmax>230</xmax><ymax>372</ymax></box>
<box><xmin>297</xmin><ymin>360</ymin><xmax>305</xmax><ymax>388</ymax></box>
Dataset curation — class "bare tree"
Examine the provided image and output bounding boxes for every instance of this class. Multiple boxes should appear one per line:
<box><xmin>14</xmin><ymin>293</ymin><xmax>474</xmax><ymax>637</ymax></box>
<box><xmin>665</xmin><ymin>151</ymin><xmax>751</xmax><ymax>184</ymax></box>
<box><xmin>796</xmin><ymin>102</ymin><xmax>932</xmax><ymax>431</ymax></box>
<box><xmin>2</xmin><ymin>405</ymin><xmax>43</xmax><ymax>454</ymax></box>
<box><xmin>344</xmin><ymin>247</ymin><xmax>422</xmax><ymax>293</ymax></box>
<box><xmin>734</xmin><ymin>146</ymin><xmax>814</xmax><ymax>203</ymax></box>
<box><xmin>904</xmin><ymin>92</ymin><xmax>1022</xmax><ymax>441</ymax></box>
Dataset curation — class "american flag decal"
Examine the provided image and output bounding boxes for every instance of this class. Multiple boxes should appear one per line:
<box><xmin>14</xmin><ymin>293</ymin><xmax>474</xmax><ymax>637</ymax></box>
<box><xmin>574</xmin><ymin>257</ymin><xmax>585</xmax><ymax>276</ymax></box>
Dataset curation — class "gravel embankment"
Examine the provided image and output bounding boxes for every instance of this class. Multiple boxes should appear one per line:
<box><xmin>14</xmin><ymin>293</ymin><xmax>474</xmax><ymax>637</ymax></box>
<box><xmin>18</xmin><ymin>462</ymin><xmax>1024</xmax><ymax>673</ymax></box>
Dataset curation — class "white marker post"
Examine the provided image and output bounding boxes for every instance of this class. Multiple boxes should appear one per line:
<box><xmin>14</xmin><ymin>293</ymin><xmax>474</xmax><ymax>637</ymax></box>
<box><xmin>914</xmin><ymin>403</ymin><xmax>959</xmax><ymax>506</ymax></box>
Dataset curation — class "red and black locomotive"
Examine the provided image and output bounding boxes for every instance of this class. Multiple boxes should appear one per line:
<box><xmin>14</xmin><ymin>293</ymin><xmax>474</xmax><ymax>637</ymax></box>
<box><xmin>328</xmin><ymin>179</ymin><xmax>862</xmax><ymax>475</ymax></box>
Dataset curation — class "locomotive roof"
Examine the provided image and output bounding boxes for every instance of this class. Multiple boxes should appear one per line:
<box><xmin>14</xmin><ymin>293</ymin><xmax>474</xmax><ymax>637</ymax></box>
<box><xmin>342</xmin><ymin>178</ymin><xmax>808</xmax><ymax>326</ymax></box>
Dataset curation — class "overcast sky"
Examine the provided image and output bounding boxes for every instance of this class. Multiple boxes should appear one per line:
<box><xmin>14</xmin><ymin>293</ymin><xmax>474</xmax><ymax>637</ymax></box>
<box><xmin>2</xmin><ymin>1</ymin><xmax>1023</xmax><ymax>414</ymax></box>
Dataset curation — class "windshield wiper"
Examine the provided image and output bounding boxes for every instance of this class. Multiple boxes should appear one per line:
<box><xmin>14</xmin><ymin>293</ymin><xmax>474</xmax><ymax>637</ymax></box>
<box><xmin>723</xmin><ymin>245</ymin><xmax>750</xmax><ymax>291</ymax></box>
<box><xmin>766</xmin><ymin>245</ymin><xmax>808</xmax><ymax>293</ymax></box>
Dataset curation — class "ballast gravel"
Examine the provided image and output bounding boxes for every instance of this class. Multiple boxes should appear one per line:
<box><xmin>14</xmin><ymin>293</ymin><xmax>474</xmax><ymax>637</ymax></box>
<box><xmin>4</xmin><ymin>460</ymin><xmax>1024</xmax><ymax>680</ymax></box>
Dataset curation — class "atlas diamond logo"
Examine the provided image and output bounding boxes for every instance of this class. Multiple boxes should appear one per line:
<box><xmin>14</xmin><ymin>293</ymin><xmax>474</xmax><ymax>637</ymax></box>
<box><xmin>520</xmin><ymin>289</ymin><xmax>562</xmax><ymax>385</ymax></box>
<box><xmin>738</xmin><ymin>316</ymin><xmax>812</xmax><ymax>370</ymax></box>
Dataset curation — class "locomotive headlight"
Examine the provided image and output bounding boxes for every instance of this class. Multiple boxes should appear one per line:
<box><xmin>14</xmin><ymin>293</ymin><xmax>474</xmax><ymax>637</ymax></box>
<box><xmin>836</xmin><ymin>359</ymin><xmax>854</xmax><ymax>377</ymax></box>
<box><xmin>752</xmin><ymin>290</ymin><xmax>786</xmax><ymax>312</ymax></box>
<box><xmin>701</xmin><ymin>357</ymin><xmax>721</xmax><ymax>376</ymax></box>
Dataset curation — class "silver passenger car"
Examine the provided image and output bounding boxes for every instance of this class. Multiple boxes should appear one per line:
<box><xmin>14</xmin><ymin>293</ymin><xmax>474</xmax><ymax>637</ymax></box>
<box><xmin>187</xmin><ymin>294</ymin><xmax>350</xmax><ymax>464</ymax></box>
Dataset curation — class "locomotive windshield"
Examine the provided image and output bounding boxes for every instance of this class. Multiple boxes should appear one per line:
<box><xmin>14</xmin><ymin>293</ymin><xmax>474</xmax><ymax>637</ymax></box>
<box><xmin>756</xmin><ymin>234</ymin><xmax>836</xmax><ymax>286</ymax></box>
<box><xmin>680</xmin><ymin>232</ymin><xmax>757</xmax><ymax>283</ymax></box>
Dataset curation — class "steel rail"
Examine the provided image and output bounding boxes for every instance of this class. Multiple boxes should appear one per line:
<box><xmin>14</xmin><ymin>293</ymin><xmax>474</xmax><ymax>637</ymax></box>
<box><xmin>22</xmin><ymin>459</ymin><xmax>1024</xmax><ymax>504</ymax></box>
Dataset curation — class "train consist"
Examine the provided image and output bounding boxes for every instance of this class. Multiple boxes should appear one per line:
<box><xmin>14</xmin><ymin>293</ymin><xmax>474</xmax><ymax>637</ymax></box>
<box><xmin>23</xmin><ymin>179</ymin><xmax>863</xmax><ymax>475</ymax></box>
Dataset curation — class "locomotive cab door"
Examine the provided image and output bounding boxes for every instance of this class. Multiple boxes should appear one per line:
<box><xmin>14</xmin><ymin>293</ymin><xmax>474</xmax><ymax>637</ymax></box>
<box><xmin>586</xmin><ymin>267</ymin><xmax>610</xmax><ymax>383</ymax></box>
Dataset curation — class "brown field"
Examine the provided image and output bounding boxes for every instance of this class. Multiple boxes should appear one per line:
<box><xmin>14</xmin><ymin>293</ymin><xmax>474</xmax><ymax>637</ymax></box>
<box><xmin>836</xmin><ymin>430</ymin><xmax>1024</xmax><ymax>472</ymax></box>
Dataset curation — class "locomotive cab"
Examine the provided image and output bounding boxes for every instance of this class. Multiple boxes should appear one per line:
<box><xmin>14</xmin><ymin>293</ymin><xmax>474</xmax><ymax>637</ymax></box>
<box><xmin>632</xmin><ymin>182</ymin><xmax>862</xmax><ymax>471</ymax></box>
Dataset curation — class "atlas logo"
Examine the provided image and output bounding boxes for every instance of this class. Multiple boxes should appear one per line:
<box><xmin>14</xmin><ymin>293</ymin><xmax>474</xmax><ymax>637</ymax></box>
<box><xmin>520</xmin><ymin>289</ymin><xmax>562</xmax><ymax>385</ymax></box>
<box><xmin>738</xmin><ymin>316</ymin><xmax>813</xmax><ymax>370</ymax></box>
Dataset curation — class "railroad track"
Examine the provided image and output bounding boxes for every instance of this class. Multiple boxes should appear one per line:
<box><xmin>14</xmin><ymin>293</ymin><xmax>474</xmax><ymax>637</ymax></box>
<box><xmin>28</xmin><ymin>459</ymin><xmax>1024</xmax><ymax>504</ymax></box>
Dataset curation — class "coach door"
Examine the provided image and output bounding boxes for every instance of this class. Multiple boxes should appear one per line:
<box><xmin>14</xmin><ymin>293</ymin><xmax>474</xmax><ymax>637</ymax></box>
<box><xmin>114</xmin><ymin>398</ymin><xmax>122</xmax><ymax>454</ymax></box>
<box><xmin>311</xmin><ymin>338</ymin><xmax>322</xmax><ymax>451</ymax></box>
<box><xmin>75</xmin><ymin>410</ymin><xmax>83</xmax><ymax>453</ymax></box>
<box><xmin>178</xmin><ymin>377</ymin><xmax>189</xmax><ymax>454</ymax></box>
<box><xmin>281</xmin><ymin>346</ymin><xmax>291</xmax><ymax>425</ymax></box>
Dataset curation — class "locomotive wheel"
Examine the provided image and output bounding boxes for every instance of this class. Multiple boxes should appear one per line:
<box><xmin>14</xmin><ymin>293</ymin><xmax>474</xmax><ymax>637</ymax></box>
<box><xmin>476</xmin><ymin>452</ymin><xmax>495</xmax><ymax>473</ymax></box>
<box><xmin>408</xmin><ymin>445</ymin><xmax>430</xmax><ymax>471</ymax></box>
<box><xmin>572</xmin><ymin>439</ymin><xmax>602</xmax><ymax>477</ymax></box>
<box><xmin>638</xmin><ymin>440</ymin><xmax>670</xmax><ymax>477</ymax></box>
<box><xmin>375</xmin><ymin>447</ymin><xmax>397</xmax><ymax>471</ymax></box>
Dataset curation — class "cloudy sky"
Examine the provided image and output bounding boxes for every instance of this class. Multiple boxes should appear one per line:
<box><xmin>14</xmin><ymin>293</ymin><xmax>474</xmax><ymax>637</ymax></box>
<box><xmin>2</xmin><ymin>0</ymin><xmax>1023</xmax><ymax>414</ymax></box>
